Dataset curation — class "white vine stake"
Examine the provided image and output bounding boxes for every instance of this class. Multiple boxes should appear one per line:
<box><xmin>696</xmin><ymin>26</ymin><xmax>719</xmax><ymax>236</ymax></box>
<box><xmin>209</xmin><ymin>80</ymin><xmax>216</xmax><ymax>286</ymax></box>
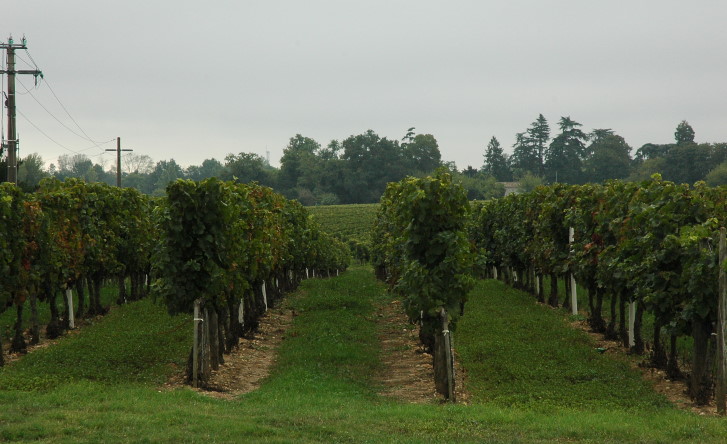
<box><xmin>238</xmin><ymin>300</ymin><xmax>244</xmax><ymax>326</ymax></box>
<box><xmin>569</xmin><ymin>227</ymin><xmax>578</xmax><ymax>315</ymax></box>
<box><xmin>66</xmin><ymin>288</ymin><xmax>75</xmax><ymax>329</ymax></box>
<box><xmin>629</xmin><ymin>300</ymin><xmax>636</xmax><ymax>347</ymax></box>
<box><xmin>262</xmin><ymin>282</ymin><xmax>268</xmax><ymax>311</ymax></box>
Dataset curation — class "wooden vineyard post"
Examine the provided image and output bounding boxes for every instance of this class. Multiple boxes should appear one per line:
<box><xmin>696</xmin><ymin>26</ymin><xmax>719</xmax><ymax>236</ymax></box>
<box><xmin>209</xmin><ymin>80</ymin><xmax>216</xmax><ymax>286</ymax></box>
<box><xmin>569</xmin><ymin>227</ymin><xmax>578</xmax><ymax>315</ymax></box>
<box><xmin>717</xmin><ymin>227</ymin><xmax>726</xmax><ymax>415</ymax></box>
<box><xmin>193</xmin><ymin>299</ymin><xmax>201</xmax><ymax>388</ymax></box>
<box><xmin>434</xmin><ymin>308</ymin><xmax>455</xmax><ymax>402</ymax></box>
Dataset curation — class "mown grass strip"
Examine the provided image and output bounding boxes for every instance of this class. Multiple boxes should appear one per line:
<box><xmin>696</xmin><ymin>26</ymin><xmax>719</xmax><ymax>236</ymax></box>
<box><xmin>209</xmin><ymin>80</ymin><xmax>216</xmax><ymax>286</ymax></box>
<box><xmin>0</xmin><ymin>297</ymin><xmax>190</xmax><ymax>390</ymax></box>
<box><xmin>457</xmin><ymin>278</ymin><xmax>673</xmax><ymax>411</ymax></box>
<box><xmin>0</xmin><ymin>285</ymin><xmax>120</xmax><ymax>341</ymax></box>
<box><xmin>2</xmin><ymin>269</ymin><xmax>727</xmax><ymax>443</ymax></box>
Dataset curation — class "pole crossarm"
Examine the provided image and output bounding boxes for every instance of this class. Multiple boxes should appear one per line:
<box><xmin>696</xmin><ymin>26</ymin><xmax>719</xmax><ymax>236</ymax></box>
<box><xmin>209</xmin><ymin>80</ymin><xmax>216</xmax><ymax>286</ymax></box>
<box><xmin>106</xmin><ymin>137</ymin><xmax>133</xmax><ymax>187</ymax></box>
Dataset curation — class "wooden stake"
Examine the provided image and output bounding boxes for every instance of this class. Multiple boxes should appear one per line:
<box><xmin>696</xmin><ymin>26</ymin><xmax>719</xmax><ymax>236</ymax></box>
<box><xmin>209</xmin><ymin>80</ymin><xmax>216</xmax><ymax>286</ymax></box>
<box><xmin>569</xmin><ymin>227</ymin><xmax>578</xmax><ymax>315</ymax></box>
<box><xmin>193</xmin><ymin>299</ymin><xmax>201</xmax><ymax>388</ymax></box>
<box><xmin>717</xmin><ymin>227</ymin><xmax>726</xmax><ymax>415</ymax></box>
<box><xmin>440</xmin><ymin>308</ymin><xmax>455</xmax><ymax>402</ymax></box>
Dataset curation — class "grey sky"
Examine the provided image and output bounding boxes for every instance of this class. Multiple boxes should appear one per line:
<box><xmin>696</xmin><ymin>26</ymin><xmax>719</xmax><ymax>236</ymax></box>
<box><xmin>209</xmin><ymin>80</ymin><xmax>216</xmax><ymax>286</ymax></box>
<box><xmin>5</xmin><ymin>1</ymin><xmax>727</xmax><ymax>171</ymax></box>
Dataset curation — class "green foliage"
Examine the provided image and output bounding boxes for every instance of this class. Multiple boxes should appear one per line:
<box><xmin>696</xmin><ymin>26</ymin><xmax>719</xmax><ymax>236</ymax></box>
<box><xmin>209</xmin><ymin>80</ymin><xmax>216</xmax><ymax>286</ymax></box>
<box><xmin>584</xmin><ymin>133</ymin><xmax>632</xmax><ymax>182</ymax></box>
<box><xmin>705</xmin><ymin>161</ymin><xmax>727</xmax><ymax>186</ymax></box>
<box><xmin>452</xmin><ymin>169</ymin><xmax>504</xmax><ymax>200</ymax></box>
<box><xmin>401</xmin><ymin>133</ymin><xmax>442</xmax><ymax>174</ymax></box>
<box><xmin>545</xmin><ymin>116</ymin><xmax>588</xmax><ymax>184</ymax></box>
<box><xmin>517</xmin><ymin>171</ymin><xmax>544</xmax><ymax>192</ymax></box>
<box><xmin>510</xmin><ymin>114</ymin><xmax>550</xmax><ymax>178</ymax></box>
<box><xmin>0</xmin><ymin>184</ymin><xmax>25</xmax><ymax>310</ymax></box>
<box><xmin>675</xmin><ymin>120</ymin><xmax>696</xmax><ymax>145</ymax></box>
<box><xmin>373</xmin><ymin>170</ymin><xmax>474</xmax><ymax>331</ymax></box>
<box><xmin>153</xmin><ymin>178</ymin><xmax>350</xmax><ymax>315</ymax></box>
<box><xmin>482</xmin><ymin>136</ymin><xmax>512</xmax><ymax>181</ymax></box>
<box><xmin>473</xmin><ymin>177</ymin><xmax>727</xmax><ymax>402</ymax></box>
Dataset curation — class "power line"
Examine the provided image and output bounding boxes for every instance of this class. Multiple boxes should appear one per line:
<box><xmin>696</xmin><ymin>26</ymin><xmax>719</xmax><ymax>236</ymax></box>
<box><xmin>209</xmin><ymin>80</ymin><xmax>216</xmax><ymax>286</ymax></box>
<box><xmin>16</xmin><ymin>77</ymin><xmax>113</xmax><ymax>148</ymax></box>
<box><xmin>26</xmin><ymin>48</ymin><xmax>106</xmax><ymax>147</ymax></box>
<box><xmin>8</xmin><ymin>47</ymin><xmax>117</xmax><ymax>164</ymax></box>
<box><xmin>42</xmin><ymin>78</ymin><xmax>107</xmax><ymax>145</ymax></box>
<box><xmin>17</xmin><ymin>108</ymin><xmax>110</xmax><ymax>157</ymax></box>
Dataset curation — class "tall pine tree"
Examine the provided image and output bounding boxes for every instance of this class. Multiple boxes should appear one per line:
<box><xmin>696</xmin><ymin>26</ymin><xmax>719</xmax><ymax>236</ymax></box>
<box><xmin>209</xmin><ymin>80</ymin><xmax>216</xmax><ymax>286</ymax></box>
<box><xmin>527</xmin><ymin>114</ymin><xmax>550</xmax><ymax>177</ymax></box>
<box><xmin>482</xmin><ymin>136</ymin><xmax>512</xmax><ymax>181</ymax></box>
<box><xmin>545</xmin><ymin>116</ymin><xmax>588</xmax><ymax>184</ymax></box>
<box><xmin>510</xmin><ymin>132</ymin><xmax>539</xmax><ymax>178</ymax></box>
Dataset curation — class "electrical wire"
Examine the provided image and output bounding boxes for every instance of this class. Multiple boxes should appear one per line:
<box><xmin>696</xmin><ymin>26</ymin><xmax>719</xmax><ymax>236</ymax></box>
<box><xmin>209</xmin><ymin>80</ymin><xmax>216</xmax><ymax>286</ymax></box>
<box><xmin>12</xmin><ymin>48</ymin><xmax>117</xmax><ymax>160</ymax></box>
<box><xmin>17</xmin><ymin>108</ymin><xmax>108</xmax><ymax>156</ymax></box>
<box><xmin>3</xmin><ymin>47</ymin><xmax>120</xmax><ymax>166</ymax></box>
<box><xmin>17</xmin><ymin>77</ymin><xmax>98</xmax><ymax>145</ymax></box>
<box><xmin>16</xmin><ymin>77</ymin><xmax>115</xmax><ymax>152</ymax></box>
<box><xmin>26</xmin><ymin>48</ymin><xmax>107</xmax><ymax>147</ymax></box>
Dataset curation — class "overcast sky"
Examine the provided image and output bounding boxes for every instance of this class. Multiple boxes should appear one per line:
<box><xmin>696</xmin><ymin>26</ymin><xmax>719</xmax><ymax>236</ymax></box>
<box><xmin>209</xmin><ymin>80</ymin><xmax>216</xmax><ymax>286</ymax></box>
<box><xmin>5</xmin><ymin>1</ymin><xmax>727</xmax><ymax>171</ymax></box>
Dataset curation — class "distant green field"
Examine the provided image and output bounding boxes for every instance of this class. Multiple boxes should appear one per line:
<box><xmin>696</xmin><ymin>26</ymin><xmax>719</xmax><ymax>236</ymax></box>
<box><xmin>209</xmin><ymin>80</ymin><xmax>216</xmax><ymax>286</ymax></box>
<box><xmin>307</xmin><ymin>204</ymin><xmax>378</xmax><ymax>262</ymax></box>
<box><xmin>307</xmin><ymin>203</ymin><xmax>378</xmax><ymax>241</ymax></box>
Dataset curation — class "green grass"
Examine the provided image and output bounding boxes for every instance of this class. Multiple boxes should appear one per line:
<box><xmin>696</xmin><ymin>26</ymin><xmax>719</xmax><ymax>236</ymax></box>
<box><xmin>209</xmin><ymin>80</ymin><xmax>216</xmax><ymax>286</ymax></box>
<box><xmin>539</xmin><ymin>274</ymin><xmax>696</xmax><ymax>370</ymax></box>
<box><xmin>458</xmin><ymin>279</ymin><xmax>671</xmax><ymax>411</ymax></box>
<box><xmin>1</xmin><ymin>267</ymin><xmax>726</xmax><ymax>443</ymax></box>
<box><xmin>0</xmin><ymin>297</ymin><xmax>190</xmax><ymax>391</ymax></box>
<box><xmin>1</xmin><ymin>284</ymin><xmax>120</xmax><ymax>337</ymax></box>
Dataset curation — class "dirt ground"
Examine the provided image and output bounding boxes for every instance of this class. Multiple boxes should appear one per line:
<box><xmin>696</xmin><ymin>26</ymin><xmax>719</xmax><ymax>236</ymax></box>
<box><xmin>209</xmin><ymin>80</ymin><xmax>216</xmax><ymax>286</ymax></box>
<box><xmin>162</xmin><ymin>306</ymin><xmax>294</xmax><ymax>400</ymax></box>
<box><xmin>164</xmin><ymin>297</ymin><xmax>467</xmax><ymax>403</ymax></box>
<box><xmin>374</xmin><ymin>298</ymin><xmax>468</xmax><ymax>404</ymax></box>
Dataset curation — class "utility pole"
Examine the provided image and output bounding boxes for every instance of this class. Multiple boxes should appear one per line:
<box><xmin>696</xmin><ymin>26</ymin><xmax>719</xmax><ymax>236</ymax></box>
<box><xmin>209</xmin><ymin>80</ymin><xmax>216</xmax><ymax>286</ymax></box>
<box><xmin>0</xmin><ymin>36</ymin><xmax>42</xmax><ymax>184</ymax></box>
<box><xmin>105</xmin><ymin>137</ymin><xmax>132</xmax><ymax>187</ymax></box>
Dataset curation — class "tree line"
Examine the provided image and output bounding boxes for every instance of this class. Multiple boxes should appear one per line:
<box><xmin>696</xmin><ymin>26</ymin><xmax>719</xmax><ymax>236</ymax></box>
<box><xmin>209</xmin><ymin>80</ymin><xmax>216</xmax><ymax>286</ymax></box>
<box><xmin>8</xmin><ymin>119</ymin><xmax>727</xmax><ymax>204</ymax></box>
<box><xmin>484</xmin><ymin>116</ymin><xmax>727</xmax><ymax>187</ymax></box>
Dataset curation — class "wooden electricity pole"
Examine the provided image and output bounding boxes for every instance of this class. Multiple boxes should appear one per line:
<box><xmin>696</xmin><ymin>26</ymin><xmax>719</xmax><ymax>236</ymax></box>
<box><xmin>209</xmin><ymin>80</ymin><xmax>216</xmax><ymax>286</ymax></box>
<box><xmin>105</xmin><ymin>137</ymin><xmax>132</xmax><ymax>187</ymax></box>
<box><xmin>1</xmin><ymin>36</ymin><xmax>42</xmax><ymax>184</ymax></box>
<box><xmin>717</xmin><ymin>227</ymin><xmax>726</xmax><ymax>415</ymax></box>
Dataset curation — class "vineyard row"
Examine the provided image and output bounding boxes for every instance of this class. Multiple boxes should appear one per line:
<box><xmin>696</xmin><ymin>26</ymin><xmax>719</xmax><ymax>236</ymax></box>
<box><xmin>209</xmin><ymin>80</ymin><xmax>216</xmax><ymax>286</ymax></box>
<box><xmin>0</xmin><ymin>177</ymin><xmax>350</xmax><ymax>386</ymax></box>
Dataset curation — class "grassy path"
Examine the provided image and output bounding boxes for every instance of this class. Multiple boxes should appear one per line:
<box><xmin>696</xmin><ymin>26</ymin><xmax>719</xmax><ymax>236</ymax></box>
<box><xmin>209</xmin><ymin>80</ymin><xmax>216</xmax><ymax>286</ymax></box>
<box><xmin>458</xmin><ymin>279</ymin><xmax>671</xmax><ymax>411</ymax></box>
<box><xmin>1</xmin><ymin>267</ymin><xmax>726</xmax><ymax>442</ymax></box>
